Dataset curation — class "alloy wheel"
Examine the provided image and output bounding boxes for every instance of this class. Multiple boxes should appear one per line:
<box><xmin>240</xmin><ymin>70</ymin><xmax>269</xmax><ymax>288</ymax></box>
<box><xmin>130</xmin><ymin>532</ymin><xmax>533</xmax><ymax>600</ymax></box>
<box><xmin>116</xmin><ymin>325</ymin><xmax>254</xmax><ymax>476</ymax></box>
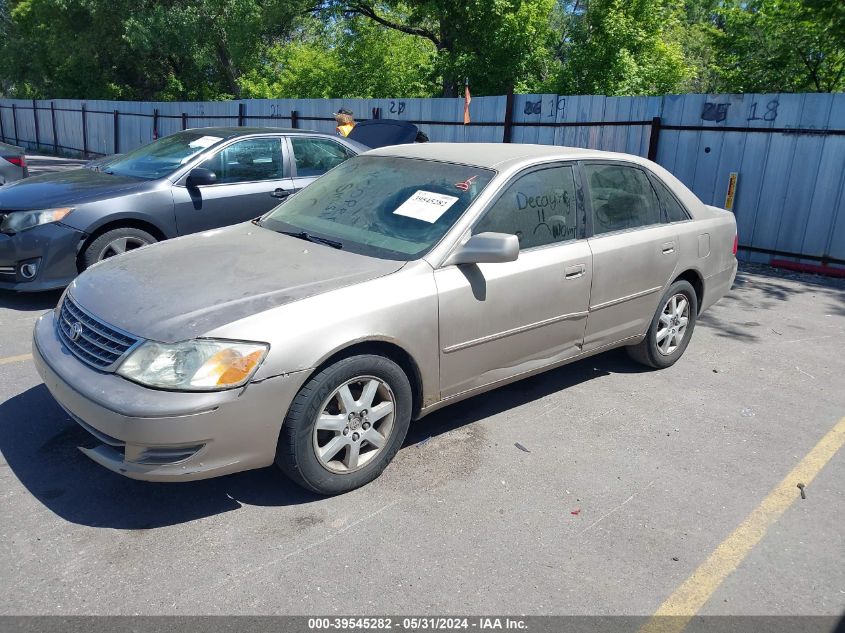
<box><xmin>656</xmin><ymin>293</ymin><xmax>690</xmax><ymax>356</ymax></box>
<box><xmin>96</xmin><ymin>236</ymin><xmax>151</xmax><ymax>261</ymax></box>
<box><xmin>312</xmin><ymin>376</ymin><xmax>396</xmax><ymax>474</ymax></box>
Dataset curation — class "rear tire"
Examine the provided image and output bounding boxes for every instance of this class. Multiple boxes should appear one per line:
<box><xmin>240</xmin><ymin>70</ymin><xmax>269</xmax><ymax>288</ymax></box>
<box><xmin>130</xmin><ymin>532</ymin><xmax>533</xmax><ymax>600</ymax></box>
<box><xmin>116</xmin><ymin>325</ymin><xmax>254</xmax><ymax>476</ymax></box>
<box><xmin>276</xmin><ymin>355</ymin><xmax>412</xmax><ymax>495</ymax></box>
<box><xmin>82</xmin><ymin>227</ymin><xmax>157</xmax><ymax>269</ymax></box>
<box><xmin>627</xmin><ymin>280</ymin><xmax>698</xmax><ymax>369</ymax></box>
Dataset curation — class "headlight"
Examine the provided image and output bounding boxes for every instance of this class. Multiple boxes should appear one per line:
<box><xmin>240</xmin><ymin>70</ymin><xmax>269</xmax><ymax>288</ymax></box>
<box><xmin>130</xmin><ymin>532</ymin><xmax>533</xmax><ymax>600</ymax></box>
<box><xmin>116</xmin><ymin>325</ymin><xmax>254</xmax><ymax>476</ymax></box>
<box><xmin>117</xmin><ymin>339</ymin><xmax>269</xmax><ymax>391</ymax></box>
<box><xmin>0</xmin><ymin>207</ymin><xmax>73</xmax><ymax>234</ymax></box>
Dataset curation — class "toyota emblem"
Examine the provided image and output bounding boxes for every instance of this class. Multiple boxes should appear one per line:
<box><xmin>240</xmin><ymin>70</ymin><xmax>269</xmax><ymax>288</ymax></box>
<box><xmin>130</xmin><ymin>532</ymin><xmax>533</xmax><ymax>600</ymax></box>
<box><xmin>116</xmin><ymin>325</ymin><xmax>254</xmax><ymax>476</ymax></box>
<box><xmin>69</xmin><ymin>322</ymin><xmax>83</xmax><ymax>342</ymax></box>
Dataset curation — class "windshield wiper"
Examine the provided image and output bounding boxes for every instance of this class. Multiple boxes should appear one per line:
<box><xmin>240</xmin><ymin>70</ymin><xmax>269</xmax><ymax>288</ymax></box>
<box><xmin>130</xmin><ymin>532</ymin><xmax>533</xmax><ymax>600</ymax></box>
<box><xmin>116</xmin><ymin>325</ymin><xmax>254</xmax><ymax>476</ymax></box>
<box><xmin>279</xmin><ymin>230</ymin><xmax>343</xmax><ymax>250</ymax></box>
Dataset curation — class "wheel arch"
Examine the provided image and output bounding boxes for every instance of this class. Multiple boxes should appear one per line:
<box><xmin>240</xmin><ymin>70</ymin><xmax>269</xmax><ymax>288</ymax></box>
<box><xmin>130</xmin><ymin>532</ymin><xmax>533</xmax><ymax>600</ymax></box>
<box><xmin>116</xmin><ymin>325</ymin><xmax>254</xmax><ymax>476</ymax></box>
<box><xmin>77</xmin><ymin>218</ymin><xmax>168</xmax><ymax>271</ymax></box>
<box><xmin>306</xmin><ymin>339</ymin><xmax>425</xmax><ymax>418</ymax></box>
<box><xmin>671</xmin><ymin>268</ymin><xmax>704</xmax><ymax>314</ymax></box>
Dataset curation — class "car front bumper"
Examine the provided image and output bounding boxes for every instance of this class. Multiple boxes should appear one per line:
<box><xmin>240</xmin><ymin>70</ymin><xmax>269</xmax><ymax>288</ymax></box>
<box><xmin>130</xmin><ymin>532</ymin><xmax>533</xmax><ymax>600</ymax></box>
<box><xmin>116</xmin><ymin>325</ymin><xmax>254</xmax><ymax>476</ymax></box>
<box><xmin>33</xmin><ymin>310</ymin><xmax>310</xmax><ymax>481</ymax></box>
<box><xmin>0</xmin><ymin>222</ymin><xmax>83</xmax><ymax>292</ymax></box>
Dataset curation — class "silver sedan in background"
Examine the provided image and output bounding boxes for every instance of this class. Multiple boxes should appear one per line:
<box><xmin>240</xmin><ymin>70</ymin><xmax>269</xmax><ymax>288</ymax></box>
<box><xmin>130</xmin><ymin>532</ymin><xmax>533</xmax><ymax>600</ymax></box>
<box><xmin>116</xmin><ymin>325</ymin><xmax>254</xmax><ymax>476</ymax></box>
<box><xmin>0</xmin><ymin>141</ymin><xmax>27</xmax><ymax>185</ymax></box>
<box><xmin>33</xmin><ymin>143</ymin><xmax>738</xmax><ymax>495</ymax></box>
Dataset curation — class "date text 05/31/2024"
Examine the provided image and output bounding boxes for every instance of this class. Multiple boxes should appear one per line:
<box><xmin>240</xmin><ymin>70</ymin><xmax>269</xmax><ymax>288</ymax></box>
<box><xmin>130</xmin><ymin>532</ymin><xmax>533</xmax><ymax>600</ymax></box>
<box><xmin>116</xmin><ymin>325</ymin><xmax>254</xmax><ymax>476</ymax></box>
<box><xmin>308</xmin><ymin>617</ymin><xmax>528</xmax><ymax>630</ymax></box>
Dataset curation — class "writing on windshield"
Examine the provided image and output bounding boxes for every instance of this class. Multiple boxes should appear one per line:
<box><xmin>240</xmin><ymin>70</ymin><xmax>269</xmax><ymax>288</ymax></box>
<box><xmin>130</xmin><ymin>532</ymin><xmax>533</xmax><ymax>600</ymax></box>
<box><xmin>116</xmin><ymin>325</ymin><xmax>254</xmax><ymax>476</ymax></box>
<box><xmin>261</xmin><ymin>156</ymin><xmax>495</xmax><ymax>261</ymax></box>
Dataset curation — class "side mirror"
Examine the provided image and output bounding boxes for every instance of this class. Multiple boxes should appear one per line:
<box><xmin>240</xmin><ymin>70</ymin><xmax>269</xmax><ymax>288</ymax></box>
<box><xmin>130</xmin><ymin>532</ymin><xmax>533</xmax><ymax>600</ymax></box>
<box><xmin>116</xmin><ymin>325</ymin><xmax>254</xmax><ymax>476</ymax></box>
<box><xmin>443</xmin><ymin>232</ymin><xmax>519</xmax><ymax>267</ymax></box>
<box><xmin>186</xmin><ymin>168</ymin><xmax>217</xmax><ymax>188</ymax></box>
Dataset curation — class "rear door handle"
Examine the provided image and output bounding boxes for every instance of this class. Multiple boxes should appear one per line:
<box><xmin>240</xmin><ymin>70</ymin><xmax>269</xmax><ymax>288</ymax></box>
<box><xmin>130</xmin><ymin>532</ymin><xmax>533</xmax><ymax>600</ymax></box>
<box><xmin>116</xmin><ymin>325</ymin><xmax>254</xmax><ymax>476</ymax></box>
<box><xmin>662</xmin><ymin>241</ymin><xmax>676</xmax><ymax>254</ymax></box>
<box><xmin>565</xmin><ymin>263</ymin><xmax>586</xmax><ymax>279</ymax></box>
<box><xmin>271</xmin><ymin>188</ymin><xmax>291</xmax><ymax>199</ymax></box>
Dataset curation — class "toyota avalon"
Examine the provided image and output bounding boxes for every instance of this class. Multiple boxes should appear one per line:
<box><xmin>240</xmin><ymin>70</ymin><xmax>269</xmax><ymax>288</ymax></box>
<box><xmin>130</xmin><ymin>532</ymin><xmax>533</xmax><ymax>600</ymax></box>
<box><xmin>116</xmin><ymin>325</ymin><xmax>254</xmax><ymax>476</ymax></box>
<box><xmin>33</xmin><ymin>143</ymin><xmax>738</xmax><ymax>494</ymax></box>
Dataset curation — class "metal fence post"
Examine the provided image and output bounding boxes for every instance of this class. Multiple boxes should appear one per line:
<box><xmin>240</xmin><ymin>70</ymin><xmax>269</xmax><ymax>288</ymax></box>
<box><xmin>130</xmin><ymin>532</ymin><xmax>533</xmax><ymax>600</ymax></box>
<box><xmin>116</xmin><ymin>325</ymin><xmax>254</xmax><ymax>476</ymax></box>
<box><xmin>290</xmin><ymin>110</ymin><xmax>299</xmax><ymax>129</ymax></box>
<box><xmin>113</xmin><ymin>109</ymin><xmax>120</xmax><ymax>154</ymax></box>
<box><xmin>182</xmin><ymin>112</ymin><xmax>188</xmax><ymax>130</ymax></box>
<box><xmin>502</xmin><ymin>87</ymin><xmax>515</xmax><ymax>143</ymax></box>
<box><xmin>81</xmin><ymin>103</ymin><xmax>89</xmax><ymax>157</ymax></box>
<box><xmin>647</xmin><ymin>116</ymin><xmax>662</xmax><ymax>162</ymax></box>
<box><xmin>50</xmin><ymin>101</ymin><xmax>58</xmax><ymax>154</ymax></box>
<box><xmin>32</xmin><ymin>99</ymin><xmax>41</xmax><ymax>149</ymax></box>
<box><xmin>238</xmin><ymin>103</ymin><xmax>245</xmax><ymax>126</ymax></box>
<box><xmin>12</xmin><ymin>103</ymin><xmax>19</xmax><ymax>145</ymax></box>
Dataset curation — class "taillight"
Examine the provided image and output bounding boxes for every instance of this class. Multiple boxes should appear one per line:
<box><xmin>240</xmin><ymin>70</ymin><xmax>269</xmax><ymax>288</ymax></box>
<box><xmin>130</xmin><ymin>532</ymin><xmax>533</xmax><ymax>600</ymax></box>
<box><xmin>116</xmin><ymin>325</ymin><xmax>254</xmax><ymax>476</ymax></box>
<box><xmin>4</xmin><ymin>156</ymin><xmax>25</xmax><ymax>168</ymax></box>
<box><xmin>732</xmin><ymin>234</ymin><xmax>738</xmax><ymax>256</ymax></box>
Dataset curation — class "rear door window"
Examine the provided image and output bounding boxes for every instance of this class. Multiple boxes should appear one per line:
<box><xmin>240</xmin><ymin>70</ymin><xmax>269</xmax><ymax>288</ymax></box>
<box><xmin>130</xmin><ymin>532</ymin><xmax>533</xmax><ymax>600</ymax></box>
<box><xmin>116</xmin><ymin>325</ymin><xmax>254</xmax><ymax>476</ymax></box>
<box><xmin>290</xmin><ymin>137</ymin><xmax>355</xmax><ymax>178</ymax></box>
<box><xmin>584</xmin><ymin>163</ymin><xmax>661</xmax><ymax>235</ymax></box>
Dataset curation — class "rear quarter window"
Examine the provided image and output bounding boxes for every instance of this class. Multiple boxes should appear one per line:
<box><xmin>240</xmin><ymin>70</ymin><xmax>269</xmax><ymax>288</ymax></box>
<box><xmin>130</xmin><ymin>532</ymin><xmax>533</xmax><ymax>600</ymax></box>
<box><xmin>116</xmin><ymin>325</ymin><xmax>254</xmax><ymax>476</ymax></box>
<box><xmin>651</xmin><ymin>175</ymin><xmax>691</xmax><ymax>222</ymax></box>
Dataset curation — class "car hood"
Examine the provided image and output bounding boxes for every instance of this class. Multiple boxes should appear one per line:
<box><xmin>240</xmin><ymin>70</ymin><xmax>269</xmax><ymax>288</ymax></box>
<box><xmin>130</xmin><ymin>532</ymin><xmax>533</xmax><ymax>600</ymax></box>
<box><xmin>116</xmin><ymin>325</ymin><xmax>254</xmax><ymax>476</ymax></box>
<box><xmin>67</xmin><ymin>223</ymin><xmax>405</xmax><ymax>342</ymax></box>
<box><xmin>0</xmin><ymin>168</ymin><xmax>149</xmax><ymax>210</ymax></box>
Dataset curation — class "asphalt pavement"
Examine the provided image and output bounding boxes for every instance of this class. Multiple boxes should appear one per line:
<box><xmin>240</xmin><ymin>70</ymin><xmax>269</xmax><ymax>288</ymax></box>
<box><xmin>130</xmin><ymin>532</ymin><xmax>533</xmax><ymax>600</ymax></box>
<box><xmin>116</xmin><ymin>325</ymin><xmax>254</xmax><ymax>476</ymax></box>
<box><xmin>0</xmin><ymin>156</ymin><xmax>843</xmax><ymax>616</ymax></box>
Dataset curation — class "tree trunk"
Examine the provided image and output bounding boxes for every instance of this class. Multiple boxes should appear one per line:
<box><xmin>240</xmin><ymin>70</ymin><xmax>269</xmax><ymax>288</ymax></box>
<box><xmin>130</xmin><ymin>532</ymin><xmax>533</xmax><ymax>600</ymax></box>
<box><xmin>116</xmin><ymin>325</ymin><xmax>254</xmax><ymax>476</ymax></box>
<box><xmin>439</xmin><ymin>21</ymin><xmax>457</xmax><ymax>97</ymax></box>
<box><xmin>215</xmin><ymin>40</ymin><xmax>241</xmax><ymax>99</ymax></box>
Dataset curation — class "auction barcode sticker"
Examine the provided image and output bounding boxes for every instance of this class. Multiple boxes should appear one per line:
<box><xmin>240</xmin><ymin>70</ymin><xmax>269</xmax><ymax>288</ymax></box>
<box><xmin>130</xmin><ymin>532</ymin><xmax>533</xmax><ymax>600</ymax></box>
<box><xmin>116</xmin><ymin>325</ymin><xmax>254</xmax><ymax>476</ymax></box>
<box><xmin>393</xmin><ymin>191</ymin><xmax>459</xmax><ymax>223</ymax></box>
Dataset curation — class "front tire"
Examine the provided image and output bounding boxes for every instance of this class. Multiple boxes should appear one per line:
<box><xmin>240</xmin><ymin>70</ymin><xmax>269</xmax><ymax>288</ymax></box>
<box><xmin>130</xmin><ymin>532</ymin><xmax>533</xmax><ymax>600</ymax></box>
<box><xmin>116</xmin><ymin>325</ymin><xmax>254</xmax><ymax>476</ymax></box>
<box><xmin>627</xmin><ymin>280</ymin><xmax>698</xmax><ymax>369</ymax></box>
<box><xmin>82</xmin><ymin>227</ymin><xmax>157</xmax><ymax>269</ymax></box>
<box><xmin>276</xmin><ymin>355</ymin><xmax>412</xmax><ymax>495</ymax></box>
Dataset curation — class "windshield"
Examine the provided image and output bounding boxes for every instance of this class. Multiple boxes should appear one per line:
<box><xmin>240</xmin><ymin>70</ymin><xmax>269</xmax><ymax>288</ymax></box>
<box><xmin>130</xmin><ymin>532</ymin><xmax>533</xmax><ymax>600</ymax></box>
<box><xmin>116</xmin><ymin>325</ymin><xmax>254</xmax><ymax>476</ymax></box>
<box><xmin>259</xmin><ymin>156</ymin><xmax>495</xmax><ymax>261</ymax></box>
<box><xmin>104</xmin><ymin>131</ymin><xmax>228</xmax><ymax>180</ymax></box>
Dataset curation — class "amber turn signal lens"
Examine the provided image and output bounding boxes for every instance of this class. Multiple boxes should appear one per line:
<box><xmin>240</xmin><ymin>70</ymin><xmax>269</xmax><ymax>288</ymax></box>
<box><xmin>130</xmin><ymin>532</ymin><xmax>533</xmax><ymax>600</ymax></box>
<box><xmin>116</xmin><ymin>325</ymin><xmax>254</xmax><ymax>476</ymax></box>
<box><xmin>217</xmin><ymin>350</ymin><xmax>265</xmax><ymax>385</ymax></box>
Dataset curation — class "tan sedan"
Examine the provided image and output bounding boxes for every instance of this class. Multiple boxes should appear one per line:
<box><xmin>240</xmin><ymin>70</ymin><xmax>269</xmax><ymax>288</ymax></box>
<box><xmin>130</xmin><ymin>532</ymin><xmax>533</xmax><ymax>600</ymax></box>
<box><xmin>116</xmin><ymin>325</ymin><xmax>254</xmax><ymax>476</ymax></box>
<box><xmin>33</xmin><ymin>143</ymin><xmax>737</xmax><ymax>494</ymax></box>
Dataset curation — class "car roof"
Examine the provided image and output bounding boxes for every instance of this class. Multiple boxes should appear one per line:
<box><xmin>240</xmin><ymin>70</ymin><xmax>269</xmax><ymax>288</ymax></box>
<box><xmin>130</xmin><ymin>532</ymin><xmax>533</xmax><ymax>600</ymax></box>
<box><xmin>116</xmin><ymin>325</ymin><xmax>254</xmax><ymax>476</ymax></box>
<box><xmin>366</xmin><ymin>142</ymin><xmax>651</xmax><ymax>170</ymax></box>
<box><xmin>183</xmin><ymin>126</ymin><xmax>335</xmax><ymax>138</ymax></box>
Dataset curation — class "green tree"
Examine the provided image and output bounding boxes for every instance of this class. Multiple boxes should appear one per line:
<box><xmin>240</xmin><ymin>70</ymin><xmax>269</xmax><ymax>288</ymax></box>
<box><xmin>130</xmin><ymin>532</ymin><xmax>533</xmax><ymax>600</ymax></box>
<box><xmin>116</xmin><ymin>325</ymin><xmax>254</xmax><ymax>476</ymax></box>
<box><xmin>2</xmin><ymin>0</ymin><xmax>842</xmax><ymax>101</ymax></box>
<box><xmin>238</xmin><ymin>16</ymin><xmax>437</xmax><ymax>99</ymax></box>
<box><xmin>0</xmin><ymin>0</ymin><xmax>311</xmax><ymax>100</ymax></box>
<box><xmin>553</xmin><ymin>0</ymin><xmax>693</xmax><ymax>96</ymax></box>
<box><xmin>713</xmin><ymin>0</ymin><xmax>845</xmax><ymax>93</ymax></box>
<box><xmin>333</xmin><ymin>0</ymin><xmax>558</xmax><ymax>96</ymax></box>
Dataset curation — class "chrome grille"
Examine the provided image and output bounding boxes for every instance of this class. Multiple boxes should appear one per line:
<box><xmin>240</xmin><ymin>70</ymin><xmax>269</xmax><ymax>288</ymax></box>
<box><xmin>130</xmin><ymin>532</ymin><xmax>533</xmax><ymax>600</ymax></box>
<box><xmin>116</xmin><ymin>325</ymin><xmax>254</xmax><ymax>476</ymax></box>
<box><xmin>56</xmin><ymin>295</ymin><xmax>141</xmax><ymax>370</ymax></box>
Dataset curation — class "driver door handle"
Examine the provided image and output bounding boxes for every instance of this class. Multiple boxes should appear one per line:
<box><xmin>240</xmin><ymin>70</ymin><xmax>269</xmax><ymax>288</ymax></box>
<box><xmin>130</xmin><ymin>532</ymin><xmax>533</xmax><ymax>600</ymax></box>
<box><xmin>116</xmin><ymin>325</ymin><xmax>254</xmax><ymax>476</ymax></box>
<box><xmin>565</xmin><ymin>263</ymin><xmax>586</xmax><ymax>279</ymax></box>
<box><xmin>271</xmin><ymin>188</ymin><xmax>291</xmax><ymax>199</ymax></box>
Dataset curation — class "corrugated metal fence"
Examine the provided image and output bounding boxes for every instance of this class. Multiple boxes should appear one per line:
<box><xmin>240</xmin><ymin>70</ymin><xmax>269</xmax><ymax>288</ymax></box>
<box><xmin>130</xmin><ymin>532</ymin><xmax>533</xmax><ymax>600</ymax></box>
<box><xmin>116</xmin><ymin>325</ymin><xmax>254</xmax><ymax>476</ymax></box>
<box><xmin>1</xmin><ymin>93</ymin><xmax>843</xmax><ymax>268</ymax></box>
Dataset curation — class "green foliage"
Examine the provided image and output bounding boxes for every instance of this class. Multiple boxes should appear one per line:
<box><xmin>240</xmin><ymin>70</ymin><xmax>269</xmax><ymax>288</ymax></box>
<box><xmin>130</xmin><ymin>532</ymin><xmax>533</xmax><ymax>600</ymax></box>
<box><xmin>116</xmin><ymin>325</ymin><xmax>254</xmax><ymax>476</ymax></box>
<box><xmin>314</xmin><ymin>0</ymin><xmax>558</xmax><ymax>96</ymax></box>
<box><xmin>0</xmin><ymin>0</ymin><xmax>311</xmax><ymax>100</ymax></box>
<box><xmin>238</xmin><ymin>17</ymin><xmax>437</xmax><ymax>99</ymax></box>
<box><xmin>426</xmin><ymin>0</ymin><xmax>560</xmax><ymax>96</ymax></box>
<box><xmin>712</xmin><ymin>0</ymin><xmax>845</xmax><ymax>93</ymax></box>
<box><xmin>0</xmin><ymin>0</ymin><xmax>842</xmax><ymax>99</ymax></box>
<box><xmin>553</xmin><ymin>0</ymin><xmax>693</xmax><ymax>96</ymax></box>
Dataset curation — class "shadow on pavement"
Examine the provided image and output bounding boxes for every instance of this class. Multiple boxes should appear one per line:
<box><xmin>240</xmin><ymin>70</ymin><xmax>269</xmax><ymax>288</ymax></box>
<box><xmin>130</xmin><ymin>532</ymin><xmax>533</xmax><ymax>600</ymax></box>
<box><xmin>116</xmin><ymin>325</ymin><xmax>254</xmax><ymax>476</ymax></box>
<box><xmin>696</xmin><ymin>263</ymin><xmax>845</xmax><ymax>343</ymax></box>
<box><xmin>0</xmin><ymin>348</ymin><xmax>648</xmax><ymax>530</ymax></box>
<box><xmin>0</xmin><ymin>289</ymin><xmax>63</xmax><ymax>311</ymax></box>
<box><xmin>406</xmin><ymin>347</ymin><xmax>648</xmax><ymax>446</ymax></box>
<box><xmin>0</xmin><ymin>384</ymin><xmax>323</xmax><ymax>529</ymax></box>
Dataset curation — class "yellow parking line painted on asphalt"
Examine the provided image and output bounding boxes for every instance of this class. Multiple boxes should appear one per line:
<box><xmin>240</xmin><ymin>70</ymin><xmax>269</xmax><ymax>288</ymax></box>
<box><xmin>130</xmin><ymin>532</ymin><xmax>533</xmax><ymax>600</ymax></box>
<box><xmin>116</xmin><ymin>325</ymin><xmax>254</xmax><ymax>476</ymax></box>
<box><xmin>0</xmin><ymin>353</ymin><xmax>33</xmax><ymax>366</ymax></box>
<box><xmin>641</xmin><ymin>415</ymin><xmax>845</xmax><ymax>633</ymax></box>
